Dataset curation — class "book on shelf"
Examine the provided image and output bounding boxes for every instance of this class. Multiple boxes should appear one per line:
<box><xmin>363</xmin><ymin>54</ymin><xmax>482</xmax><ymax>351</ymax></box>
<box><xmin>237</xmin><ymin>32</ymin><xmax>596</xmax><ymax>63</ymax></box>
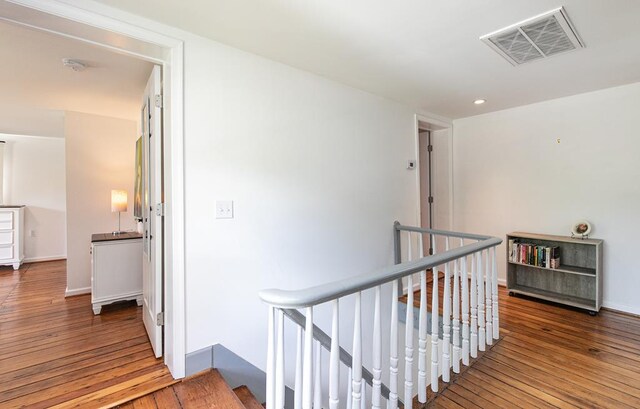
<box><xmin>510</xmin><ymin>240</ymin><xmax>560</xmax><ymax>269</ymax></box>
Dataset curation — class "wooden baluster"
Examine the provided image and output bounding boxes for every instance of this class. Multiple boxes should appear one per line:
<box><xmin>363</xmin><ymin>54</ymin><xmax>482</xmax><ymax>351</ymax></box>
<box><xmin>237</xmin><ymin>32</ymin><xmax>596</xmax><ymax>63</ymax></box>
<box><xmin>352</xmin><ymin>292</ymin><xmax>363</xmax><ymax>409</ymax></box>
<box><xmin>266</xmin><ymin>306</ymin><xmax>276</xmax><ymax>409</ymax></box>
<box><xmin>430</xmin><ymin>234</ymin><xmax>439</xmax><ymax>392</ymax></box>
<box><xmin>452</xmin><ymin>251</ymin><xmax>461</xmax><ymax>373</ymax></box>
<box><xmin>276</xmin><ymin>309</ymin><xmax>285</xmax><ymax>409</ymax></box>
<box><xmin>417</xmin><ymin>234</ymin><xmax>428</xmax><ymax>404</ymax></box>
<box><xmin>329</xmin><ymin>300</ymin><xmax>340</xmax><ymax>409</ymax></box>
<box><xmin>478</xmin><ymin>249</ymin><xmax>486</xmax><ymax>352</ymax></box>
<box><xmin>404</xmin><ymin>233</ymin><xmax>414</xmax><ymax>409</ymax></box>
<box><xmin>485</xmin><ymin>247</ymin><xmax>493</xmax><ymax>346</ymax></box>
<box><xmin>389</xmin><ymin>280</ymin><xmax>399</xmax><ymax>409</ymax></box>
<box><xmin>460</xmin><ymin>240</ymin><xmax>470</xmax><ymax>366</ymax></box>
<box><xmin>314</xmin><ymin>340</ymin><xmax>321</xmax><ymax>409</ymax></box>
<box><xmin>295</xmin><ymin>326</ymin><xmax>303</xmax><ymax>409</ymax></box>
<box><xmin>360</xmin><ymin>383</ymin><xmax>366</xmax><ymax>409</ymax></box>
<box><xmin>492</xmin><ymin>247</ymin><xmax>500</xmax><ymax>341</ymax></box>
<box><xmin>303</xmin><ymin>307</ymin><xmax>314</xmax><ymax>409</ymax></box>
<box><xmin>442</xmin><ymin>237</ymin><xmax>451</xmax><ymax>382</ymax></box>
<box><xmin>372</xmin><ymin>287</ymin><xmax>382</xmax><ymax>409</ymax></box>
<box><xmin>470</xmin><ymin>252</ymin><xmax>478</xmax><ymax>359</ymax></box>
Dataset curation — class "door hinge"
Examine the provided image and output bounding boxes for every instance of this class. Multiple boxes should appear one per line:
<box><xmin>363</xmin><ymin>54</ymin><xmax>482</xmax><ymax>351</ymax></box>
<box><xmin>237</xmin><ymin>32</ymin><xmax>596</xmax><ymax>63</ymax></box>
<box><xmin>156</xmin><ymin>312</ymin><xmax>165</xmax><ymax>326</ymax></box>
<box><xmin>156</xmin><ymin>203</ymin><xmax>165</xmax><ymax>217</ymax></box>
<box><xmin>428</xmin><ymin>196</ymin><xmax>434</xmax><ymax>203</ymax></box>
<box><xmin>154</xmin><ymin>94</ymin><xmax>163</xmax><ymax>108</ymax></box>
<box><xmin>427</xmin><ymin>144</ymin><xmax>433</xmax><ymax>152</ymax></box>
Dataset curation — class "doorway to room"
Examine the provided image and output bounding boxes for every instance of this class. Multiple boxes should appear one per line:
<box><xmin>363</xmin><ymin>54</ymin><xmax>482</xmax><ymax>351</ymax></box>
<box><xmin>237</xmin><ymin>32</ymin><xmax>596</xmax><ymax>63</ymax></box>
<box><xmin>415</xmin><ymin>115</ymin><xmax>453</xmax><ymax>256</ymax></box>
<box><xmin>0</xmin><ymin>0</ymin><xmax>186</xmax><ymax>382</ymax></box>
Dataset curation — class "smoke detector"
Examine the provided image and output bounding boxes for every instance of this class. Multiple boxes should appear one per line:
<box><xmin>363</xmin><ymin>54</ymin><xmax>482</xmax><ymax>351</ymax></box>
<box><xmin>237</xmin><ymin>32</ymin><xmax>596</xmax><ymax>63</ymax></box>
<box><xmin>480</xmin><ymin>7</ymin><xmax>584</xmax><ymax>66</ymax></box>
<box><xmin>62</xmin><ymin>58</ymin><xmax>88</xmax><ymax>72</ymax></box>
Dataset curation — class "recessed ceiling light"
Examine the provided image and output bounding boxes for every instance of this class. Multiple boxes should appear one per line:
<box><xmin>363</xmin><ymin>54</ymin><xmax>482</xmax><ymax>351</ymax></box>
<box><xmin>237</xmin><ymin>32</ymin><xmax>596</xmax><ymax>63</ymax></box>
<box><xmin>474</xmin><ymin>99</ymin><xmax>486</xmax><ymax>105</ymax></box>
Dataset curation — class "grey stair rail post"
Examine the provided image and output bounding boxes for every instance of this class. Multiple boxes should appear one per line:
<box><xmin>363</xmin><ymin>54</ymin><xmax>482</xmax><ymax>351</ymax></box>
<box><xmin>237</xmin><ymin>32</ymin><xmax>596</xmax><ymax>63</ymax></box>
<box><xmin>394</xmin><ymin>221</ymin><xmax>403</xmax><ymax>297</ymax></box>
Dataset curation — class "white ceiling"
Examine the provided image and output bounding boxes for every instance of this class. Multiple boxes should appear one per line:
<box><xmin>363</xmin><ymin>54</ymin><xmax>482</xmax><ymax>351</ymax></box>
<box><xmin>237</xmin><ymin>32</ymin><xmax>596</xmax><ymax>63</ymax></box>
<box><xmin>92</xmin><ymin>0</ymin><xmax>640</xmax><ymax>119</ymax></box>
<box><xmin>0</xmin><ymin>19</ymin><xmax>153</xmax><ymax>121</ymax></box>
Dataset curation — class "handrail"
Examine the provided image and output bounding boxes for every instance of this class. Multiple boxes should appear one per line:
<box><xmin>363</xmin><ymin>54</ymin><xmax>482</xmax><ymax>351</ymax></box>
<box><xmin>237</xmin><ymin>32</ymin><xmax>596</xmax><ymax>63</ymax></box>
<box><xmin>259</xmin><ymin>235</ymin><xmax>502</xmax><ymax>309</ymax></box>
<box><xmin>394</xmin><ymin>222</ymin><xmax>494</xmax><ymax>241</ymax></box>
<box><xmin>282</xmin><ymin>309</ymin><xmax>396</xmax><ymax>404</ymax></box>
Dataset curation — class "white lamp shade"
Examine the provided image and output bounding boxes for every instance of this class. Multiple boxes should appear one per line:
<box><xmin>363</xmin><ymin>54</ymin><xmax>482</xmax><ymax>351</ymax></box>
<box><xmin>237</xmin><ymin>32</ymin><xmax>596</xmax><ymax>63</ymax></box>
<box><xmin>111</xmin><ymin>189</ymin><xmax>128</xmax><ymax>212</ymax></box>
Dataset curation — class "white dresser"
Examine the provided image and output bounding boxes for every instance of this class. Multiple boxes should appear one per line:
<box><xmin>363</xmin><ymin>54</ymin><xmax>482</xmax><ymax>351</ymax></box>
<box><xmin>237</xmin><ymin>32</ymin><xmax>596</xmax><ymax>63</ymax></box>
<box><xmin>91</xmin><ymin>232</ymin><xmax>143</xmax><ymax>314</ymax></box>
<box><xmin>0</xmin><ymin>206</ymin><xmax>25</xmax><ymax>270</ymax></box>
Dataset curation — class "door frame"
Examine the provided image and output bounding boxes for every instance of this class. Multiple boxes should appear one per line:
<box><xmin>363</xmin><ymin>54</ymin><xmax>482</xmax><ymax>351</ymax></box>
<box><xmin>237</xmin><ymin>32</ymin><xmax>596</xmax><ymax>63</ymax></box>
<box><xmin>3</xmin><ymin>0</ymin><xmax>187</xmax><ymax>378</ymax></box>
<box><xmin>413</xmin><ymin>114</ymin><xmax>454</xmax><ymax>233</ymax></box>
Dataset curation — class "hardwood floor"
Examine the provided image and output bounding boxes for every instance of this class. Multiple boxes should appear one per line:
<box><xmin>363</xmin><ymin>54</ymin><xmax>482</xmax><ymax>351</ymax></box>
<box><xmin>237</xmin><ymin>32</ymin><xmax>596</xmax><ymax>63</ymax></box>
<box><xmin>116</xmin><ymin>370</ymin><xmax>255</xmax><ymax>409</ymax></box>
<box><xmin>403</xmin><ymin>275</ymin><xmax>640</xmax><ymax>408</ymax></box>
<box><xmin>0</xmin><ymin>260</ymin><xmax>175</xmax><ymax>409</ymax></box>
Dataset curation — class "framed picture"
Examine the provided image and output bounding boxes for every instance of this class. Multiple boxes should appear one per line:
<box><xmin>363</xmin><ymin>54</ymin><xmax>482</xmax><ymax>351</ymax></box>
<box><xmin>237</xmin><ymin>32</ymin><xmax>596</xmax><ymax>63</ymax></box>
<box><xmin>134</xmin><ymin>136</ymin><xmax>143</xmax><ymax>220</ymax></box>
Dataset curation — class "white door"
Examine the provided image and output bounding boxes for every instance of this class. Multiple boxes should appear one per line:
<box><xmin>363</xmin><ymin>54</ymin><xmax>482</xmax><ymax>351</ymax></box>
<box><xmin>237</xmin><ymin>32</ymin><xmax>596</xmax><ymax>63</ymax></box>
<box><xmin>142</xmin><ymin>65</ymin><xmax>164</xmax><ymax>358</ymax></box>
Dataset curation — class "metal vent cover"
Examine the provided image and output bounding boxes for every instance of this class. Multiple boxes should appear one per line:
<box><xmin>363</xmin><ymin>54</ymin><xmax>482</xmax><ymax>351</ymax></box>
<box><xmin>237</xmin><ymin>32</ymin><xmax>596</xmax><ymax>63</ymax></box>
<box><xmin>481</xmin><ymin>7</ymin><xmax>584</xmax><ymax>66</ymax></box>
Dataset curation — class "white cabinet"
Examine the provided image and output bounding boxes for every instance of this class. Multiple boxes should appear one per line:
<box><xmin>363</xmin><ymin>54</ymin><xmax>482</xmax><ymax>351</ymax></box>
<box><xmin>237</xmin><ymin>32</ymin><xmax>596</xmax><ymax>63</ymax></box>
<box><xmin>0</xmin><ymin>206</ymin><xmax>24</xmax><ymax>270</ymax></box>
<box><xmin>91</xmin><ymin>232</ymin><xmax>143</xmax><ymax>314</ymax></box>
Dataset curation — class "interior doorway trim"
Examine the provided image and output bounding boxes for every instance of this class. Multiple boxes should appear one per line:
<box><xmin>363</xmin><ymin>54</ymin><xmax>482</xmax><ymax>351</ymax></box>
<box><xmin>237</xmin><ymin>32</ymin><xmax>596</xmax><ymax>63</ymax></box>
<box><xmin>3</xmin><ymin>0</ymin><xmax>187</xmax><ymax>378</ymax></box>
<box><xmin>413</xmin><ymin>114</ymin><xmax>454</xmax><ymax>233</ymax></box>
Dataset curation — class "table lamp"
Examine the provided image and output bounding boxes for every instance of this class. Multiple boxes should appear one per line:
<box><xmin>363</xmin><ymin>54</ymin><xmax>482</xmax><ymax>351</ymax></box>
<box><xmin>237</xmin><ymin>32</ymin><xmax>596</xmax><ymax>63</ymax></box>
<box><xmin>111</xmin><ymin>189</ymin><xmax>128</xmax><ymax>235</ymax></box>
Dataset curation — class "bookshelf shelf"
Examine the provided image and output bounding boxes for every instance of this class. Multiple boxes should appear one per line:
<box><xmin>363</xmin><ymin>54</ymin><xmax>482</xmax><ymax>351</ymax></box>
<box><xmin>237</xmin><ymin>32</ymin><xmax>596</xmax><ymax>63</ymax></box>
<box><xmin>507</xmin><ymin>232</ymin><xmax>603</xmax><ymax>313</ymax></box>
<box><xmin>507</xmin><ymin>261</ymin><xmax>596</xmax><ymax>277</ymax></box>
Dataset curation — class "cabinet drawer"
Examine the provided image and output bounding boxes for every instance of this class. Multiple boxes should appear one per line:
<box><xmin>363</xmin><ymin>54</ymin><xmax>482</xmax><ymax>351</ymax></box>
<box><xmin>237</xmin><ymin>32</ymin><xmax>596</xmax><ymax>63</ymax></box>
<box><xmin>0</xmin><ymin>212</ymin><xmax>13</xmax><ymax>231</ymax></box>
<box><xmin>0</xmin><ymin>245</ymin><xmax>14</xmax><ymax>260</ymax></box>
<box><xmin>0</xmin><ymin>231</ymin><xmax>13</xmax><ymax>245</ymax></box>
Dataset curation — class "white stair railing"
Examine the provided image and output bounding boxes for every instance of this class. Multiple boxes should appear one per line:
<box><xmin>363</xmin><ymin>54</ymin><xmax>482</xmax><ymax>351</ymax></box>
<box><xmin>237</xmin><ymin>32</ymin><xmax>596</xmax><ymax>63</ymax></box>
<box><xmin>260</xmin><ymin>222</ymin><xmax>501</xmax><ymax>409</ymax></box>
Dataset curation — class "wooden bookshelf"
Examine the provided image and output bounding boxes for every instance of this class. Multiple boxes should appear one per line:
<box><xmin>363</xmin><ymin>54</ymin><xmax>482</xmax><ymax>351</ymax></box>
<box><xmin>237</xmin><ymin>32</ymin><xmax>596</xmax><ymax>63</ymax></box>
<box><xmin>506</xmin><ymin>232</ymin><xmax>603</xmax><ymax>314</ymax></box>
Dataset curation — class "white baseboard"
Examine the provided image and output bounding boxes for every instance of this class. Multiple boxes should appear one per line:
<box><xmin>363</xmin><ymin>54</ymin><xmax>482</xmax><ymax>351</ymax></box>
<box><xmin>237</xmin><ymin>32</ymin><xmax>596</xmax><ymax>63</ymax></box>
<box><xmin>65</xmin><ymin>286</ymin><xmax>91</xmax><ymax>297</ymax></box>
<box><xmin>25</xmin><ymin>255</ymin><xmax>67</xmax><ymax>263</ymax></box>
<box><xmin>602</xmin><ymin>301</ymin><xmax>640</xmax><ymax>316</ymax></box>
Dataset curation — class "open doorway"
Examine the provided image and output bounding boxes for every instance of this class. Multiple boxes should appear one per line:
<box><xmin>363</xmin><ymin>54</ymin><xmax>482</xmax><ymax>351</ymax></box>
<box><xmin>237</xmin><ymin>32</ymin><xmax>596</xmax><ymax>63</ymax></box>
<box><xmin>0</xmin><ymin>0</ymin><xmax>186</xmax><ymax>380</ymax></box>
<box><xmin>415</xmin><ymin>115</ymin><xmax>453</xmax><ymax>256</ymax></box>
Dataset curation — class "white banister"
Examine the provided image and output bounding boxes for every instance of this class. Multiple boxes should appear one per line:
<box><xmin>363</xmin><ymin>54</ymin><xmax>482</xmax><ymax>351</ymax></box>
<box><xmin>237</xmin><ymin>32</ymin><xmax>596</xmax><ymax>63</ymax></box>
<box><xmin>372</xmin><ymin>286</ymin><xmax>382</xmax><ymax>409</ymax></box>
<box><xmin>452</xmin><ymin>249</ymin><xmax>461</xmax><ymax>374</ymax></box>
<box><xmin>417</xmin><ymin>235</ymin><xmax>428</xmax><ymax>404</ymax></box>
<box><xmin>485</xmin><ymin>247</ymin><xmax>493</xmax><ymax>346</ymax></box>
<box><xmin>329</xmin><ymin>300</ymin><xmax>339</xmax><ymax>409</ymax></box>
<box><xmin>404</xmin><ymin>232</ymin><xmax>414</xmax><ymax>409</ymax></box>
<box><xmin>314</xmin><ymin>340</ymin><xmax>321</xmax><ymax>409</ymax></box>
<box><xmin>404</xmin><ymin>273</ymin><xmax>414</xmax><ymax>409</ymax></box>
<box><xmin>461</xmin><ymin>240</ymin><xmax>470</xmax><ymax>366</ymax></box>
<box><xmin>346</xmin><ymin>367</ymin><xmax>353</xmax><ymax>409</ymax></box>
<box><xmin>258</xmin><ymin>223</ymin><xmax>502</xmax><ymax>409</ymax></box>
<box><xmin>389</xmin><ymin>279</ymin><xmax>399</xmax><ymax>409</ymax></box>
<box><xmin>430</xmin><ymin>234</ymin><xmax>439</xmax><ymax>392</ymax></box>
<box><xmin>267</xmin><ymin>306</ymin><xmax>276</xmax><ymax>409</ymax></box>
<box><xmin>470</xmin><ymin>252</ymin><xmax>478</xmax><ymax>359</ymax></box>
<box><xmin>303</xmin><ymin>307</ymin><xmax>314</xmax><ymax>409</ymax></box>
<box><xmin>477</xmin><ymin>249</ymin><xmax>486</xmax><ymax>352</ymax></box>
<box><xmin>492</xmin><ymin>247</ymin><xmax>500</xmax><ymax>340</ymax></box>
<box><xmin>276</xmin><ymin>309</ymin><xmax>285</xmax><ymax>409</ymax></box>
<box><xmin>295</xmin><ymin>326</ymin><xmax>303</xmax><ymax>409</ymax></box>
<box><xmin>442</xmin><ymin>237</ymin><xmax>451</xmax><ymax>383</ymax></box>
<box><xmin>352</xmin><ymin>292</ymin><xmax>363</xmax><ymax>409</ymax></box>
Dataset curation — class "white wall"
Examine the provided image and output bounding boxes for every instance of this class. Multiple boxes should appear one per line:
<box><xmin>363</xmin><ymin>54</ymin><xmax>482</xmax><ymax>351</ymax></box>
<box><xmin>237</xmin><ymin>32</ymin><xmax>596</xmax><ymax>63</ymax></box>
<box><xmin>1</xmin><ymin>134</ymin><xmax>67</xmax><ymax>261</ymax></box>
<box><xmin>452</xmin><ymin>82</ymin><xmax>640</xmax><ymax>314</ymax></box>
<box><xmin>64</xmin><ymin>111</ymin><xmax>138</xmax><ymax>293</ymax></box>
<box><xmin>0</xmin><ymin>103</ymin><xmax>64</xmax><ymax>138</ymax></box>
<box><xmin>184</xmin><ymin>35</ymin><xmax>423</xmax><ymax>365</ymax></box>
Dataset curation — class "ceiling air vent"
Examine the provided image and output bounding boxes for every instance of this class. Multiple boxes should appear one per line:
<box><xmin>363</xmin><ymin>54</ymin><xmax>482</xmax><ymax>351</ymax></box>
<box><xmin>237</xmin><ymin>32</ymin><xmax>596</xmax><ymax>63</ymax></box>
<box><xmin>480</xmin><ymin>7</ymin><xmax>584</xmax><ymax>66</ymax></box>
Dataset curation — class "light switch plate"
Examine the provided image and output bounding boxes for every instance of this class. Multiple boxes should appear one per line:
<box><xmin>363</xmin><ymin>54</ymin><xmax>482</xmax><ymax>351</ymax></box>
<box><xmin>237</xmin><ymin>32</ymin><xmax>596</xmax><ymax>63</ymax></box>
<box><xmin>215</xmin><ymin>200</ymin><xmax>233</xmax><ymax>219</ymax></box>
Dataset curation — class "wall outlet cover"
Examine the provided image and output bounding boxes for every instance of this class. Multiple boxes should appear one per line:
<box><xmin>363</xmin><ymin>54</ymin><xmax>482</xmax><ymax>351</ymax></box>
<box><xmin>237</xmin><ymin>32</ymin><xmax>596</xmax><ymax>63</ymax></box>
<box><xmin>215</xmin><ymin>200</ymin><xmax>233</xmax><ymax>219</ymax></box>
